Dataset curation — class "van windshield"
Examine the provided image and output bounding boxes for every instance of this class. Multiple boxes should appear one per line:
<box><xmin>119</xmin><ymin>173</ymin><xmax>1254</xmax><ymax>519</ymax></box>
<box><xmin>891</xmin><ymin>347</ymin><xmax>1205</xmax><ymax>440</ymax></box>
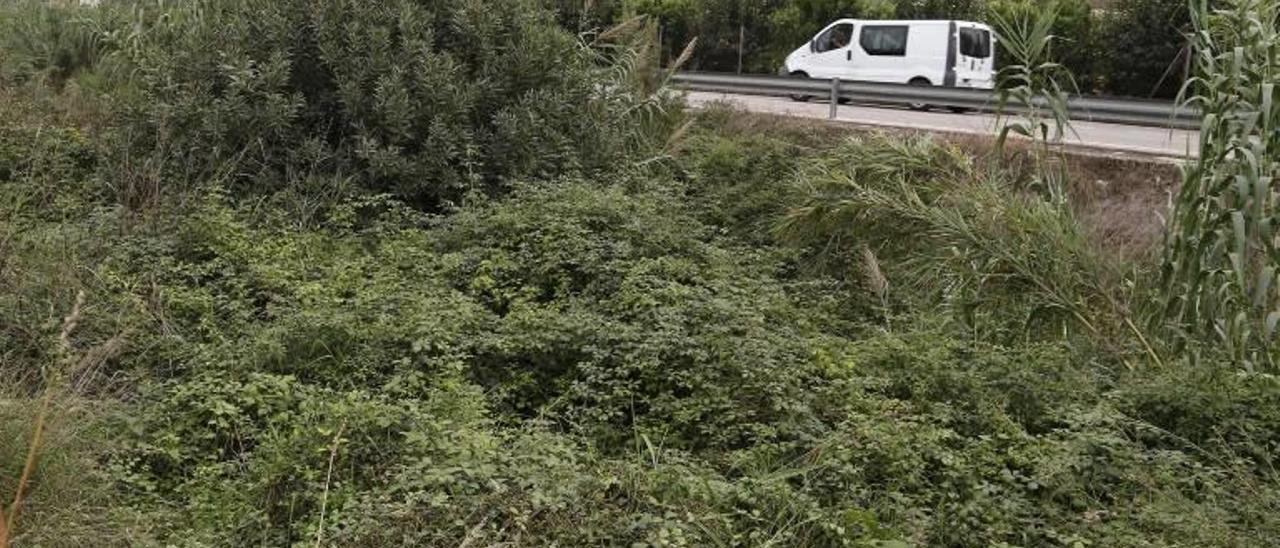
<box><xmin>814</xmin><ymin>23</ymin><xmax>854</xmax><ymax>53</ymax></box>
<box><xmin>959</xmin><ymin>28</ymin><xmax>991</xmax><ymax>58</ymax></box>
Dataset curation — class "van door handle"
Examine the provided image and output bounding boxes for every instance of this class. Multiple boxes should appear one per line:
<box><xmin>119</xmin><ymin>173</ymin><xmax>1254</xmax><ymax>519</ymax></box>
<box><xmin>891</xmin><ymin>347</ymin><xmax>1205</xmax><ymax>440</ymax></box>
<box><xmin>846</xmin><ymin>50</ymin><xmax>851</xmax><ymax>61</ymax></box>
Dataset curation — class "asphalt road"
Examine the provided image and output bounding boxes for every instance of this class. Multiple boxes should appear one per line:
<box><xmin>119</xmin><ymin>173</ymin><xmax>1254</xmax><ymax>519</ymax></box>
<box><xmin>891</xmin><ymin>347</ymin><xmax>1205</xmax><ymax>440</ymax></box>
<box><xmin>685</xmin><ymin>91</ymin><xmax>1199</xmax><ymax>160</ymax></box>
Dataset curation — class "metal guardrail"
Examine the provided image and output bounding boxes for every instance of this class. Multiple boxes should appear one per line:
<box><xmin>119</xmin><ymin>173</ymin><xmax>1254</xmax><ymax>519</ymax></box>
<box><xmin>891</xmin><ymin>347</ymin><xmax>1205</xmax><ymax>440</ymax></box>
<box><xmin>671</xmin><ymin>72</ymin><xmax>1201</xmax><ymax>130</ymax></box>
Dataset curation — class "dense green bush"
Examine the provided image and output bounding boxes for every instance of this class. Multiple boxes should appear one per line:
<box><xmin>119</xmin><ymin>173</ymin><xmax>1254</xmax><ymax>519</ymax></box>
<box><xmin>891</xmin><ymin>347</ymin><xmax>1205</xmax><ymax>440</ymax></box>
<box><xmin>1097</xmin><ymin>0</ymin><xmax>1192</xmax><ymax>98</ymax></box>
<box><xmin>108</xmin><ymin>0</ymin><xmax>677</xmax><ymax>209</ymax></box>
<box><xmin>436</xmin><ymin>181</ymin><xmax>836</xmax><ymax>449</ymax></box>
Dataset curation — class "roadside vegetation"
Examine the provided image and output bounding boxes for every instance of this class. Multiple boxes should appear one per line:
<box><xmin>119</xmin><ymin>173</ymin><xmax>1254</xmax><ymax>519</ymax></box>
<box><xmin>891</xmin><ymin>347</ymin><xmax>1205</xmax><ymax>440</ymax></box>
<box><xmin>1</xmin><ymin>0</ymin><xmax>1277</xmax><ymax>546</ymax></box>
<box><xmin>554</xmin><ymin>0</ymin><xmax>1194</xmax><ymax>98</ymax></box>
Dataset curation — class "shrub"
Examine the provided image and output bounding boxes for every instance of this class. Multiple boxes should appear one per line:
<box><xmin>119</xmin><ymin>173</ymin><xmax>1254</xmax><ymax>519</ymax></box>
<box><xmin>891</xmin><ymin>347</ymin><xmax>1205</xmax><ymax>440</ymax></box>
<box><xmin>679</xmin><ymin>127</ymin><xmax>810</xmax><ymax>242</ymax></box>
<box><xmin>113</xmin><ymin>368</ymin><xmax>496</xmax><ymax>545</ymax></box>
<box><xmin>802</xmin><ymin>327</ymin><xmax>1280</xmax><ymax>547</ymax></box>
<box><xmin>108</xmin><ymin>0</ymin><xmax>679</xmax><ymax>209</ymax></box>
<box><xmin>1115</xmin><ymin>364</ymin><xmax>1280</xmax><ymax>470</ymax></box>
<box><xmin>1097</xmin><ymin>0</ymin><xmax>1193</xmax><ymax>98</ymax></box>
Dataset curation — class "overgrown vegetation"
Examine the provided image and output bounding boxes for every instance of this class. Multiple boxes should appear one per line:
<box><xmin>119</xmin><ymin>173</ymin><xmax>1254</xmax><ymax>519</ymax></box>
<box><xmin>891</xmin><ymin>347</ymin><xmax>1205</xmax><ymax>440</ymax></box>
<box><xmin>2</xmin><ymin>0</ymin><xmax>1278</xmax><ymax>546</ymax></box>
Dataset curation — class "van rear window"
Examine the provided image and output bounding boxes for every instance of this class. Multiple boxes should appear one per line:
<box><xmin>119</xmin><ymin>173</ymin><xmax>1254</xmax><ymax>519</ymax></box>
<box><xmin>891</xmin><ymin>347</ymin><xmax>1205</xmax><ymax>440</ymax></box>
<box><xmin>960</xmin><ymin>28</ymin><xmax>991</xmax><ymax>58</ymax></box>
<box><xmin>860</xmin><ymin>26</ymin><xmax>908</xmax><ymax>56</ymax></box>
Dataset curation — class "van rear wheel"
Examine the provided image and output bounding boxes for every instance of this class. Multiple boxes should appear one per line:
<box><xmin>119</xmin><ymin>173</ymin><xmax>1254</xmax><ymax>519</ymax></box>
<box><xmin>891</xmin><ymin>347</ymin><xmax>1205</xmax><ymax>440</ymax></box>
<box><xmin>789</xmin><ymin>71</ymin><xmax>813</xmax><ymax>102</ymax></box>
<box><xmin>907</xmin><ymin>78</ymin><xmax>931</xmax><ymax>111</ymax></box>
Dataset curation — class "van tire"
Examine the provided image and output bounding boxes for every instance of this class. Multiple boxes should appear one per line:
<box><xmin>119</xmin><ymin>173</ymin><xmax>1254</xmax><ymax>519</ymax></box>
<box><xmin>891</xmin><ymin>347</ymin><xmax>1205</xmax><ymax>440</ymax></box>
<box><xmin>789</xmin><ymin>71</ymin><xmax>813</xmax><ymax>102</ymax></box>
<box><xmin>907</xmin><ymin>78</ymin><xmax>932</xmax><ymax>111</ymax></box>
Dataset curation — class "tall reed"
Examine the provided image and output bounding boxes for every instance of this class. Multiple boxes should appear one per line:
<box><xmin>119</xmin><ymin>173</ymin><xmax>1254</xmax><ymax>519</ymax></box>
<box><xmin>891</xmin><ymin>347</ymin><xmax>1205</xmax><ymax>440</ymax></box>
<box><xmin>990</xmin><ymin>0</ymin><xmax>1077</xmax><ymax>204</ymax></box>
<box><xmin>1159</xmin><ymin>0</ymin><xmax>1280</xmax><ymax>370</ymax></box>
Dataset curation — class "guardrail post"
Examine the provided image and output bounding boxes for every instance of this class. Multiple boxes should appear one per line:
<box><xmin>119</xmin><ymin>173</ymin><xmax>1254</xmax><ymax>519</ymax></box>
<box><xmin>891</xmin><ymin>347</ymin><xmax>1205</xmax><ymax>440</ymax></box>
<box><xmin>829</xmin><ymin>78</ymin><xmax>840</xmax><ymax>120</ymax></box>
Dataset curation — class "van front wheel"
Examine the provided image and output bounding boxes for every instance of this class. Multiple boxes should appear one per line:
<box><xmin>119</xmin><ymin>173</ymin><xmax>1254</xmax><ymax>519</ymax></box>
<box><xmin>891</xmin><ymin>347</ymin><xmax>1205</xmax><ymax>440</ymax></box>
<box><xmin>907</xmin><ymin>78</ymin><xmax>931</xmax><ymax>111</ymax></box>
<box><xmin>789</xmin><ymin>72</ymin><xmax>813</xmax><ymax>102</ymax></box>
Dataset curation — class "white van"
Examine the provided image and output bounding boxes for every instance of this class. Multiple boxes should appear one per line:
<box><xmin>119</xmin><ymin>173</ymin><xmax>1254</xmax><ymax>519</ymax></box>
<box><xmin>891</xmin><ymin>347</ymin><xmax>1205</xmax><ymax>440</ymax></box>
<box><xmin>782</xmin><ymin>19</ymin><xmax>995</xmax><ymax>104</ymax></box>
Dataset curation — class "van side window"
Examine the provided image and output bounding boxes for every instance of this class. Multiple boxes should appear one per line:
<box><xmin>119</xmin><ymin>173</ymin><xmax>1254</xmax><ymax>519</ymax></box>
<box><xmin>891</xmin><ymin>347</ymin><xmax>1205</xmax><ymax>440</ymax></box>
<box><xmin>814</xmin><ymin>23</ymin><xmax>854</xmax><ymax>53</ymax></box>
<box><xmin>859</xmin><ymin>26</ymin><xmax>908</xmax><ymax>56</ymax></box>
<box><xmin>960</xmin><ymin>28</ymin><xmax>991</xmax><ymax>58</ymax></box>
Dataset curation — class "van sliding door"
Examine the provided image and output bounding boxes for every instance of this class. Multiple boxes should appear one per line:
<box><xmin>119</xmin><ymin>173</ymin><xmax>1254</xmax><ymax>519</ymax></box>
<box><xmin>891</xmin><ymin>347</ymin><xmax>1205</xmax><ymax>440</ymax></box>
<box><xmin>852</xmin><ymin>25</ymin><xmax>910</xmax><ymax>83</ymax></box>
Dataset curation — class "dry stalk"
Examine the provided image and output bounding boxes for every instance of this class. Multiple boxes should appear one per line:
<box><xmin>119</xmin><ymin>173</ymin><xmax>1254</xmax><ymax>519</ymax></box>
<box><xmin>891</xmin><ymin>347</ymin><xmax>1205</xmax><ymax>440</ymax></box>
<box><xmin>313</xmin><ymin>421</ymin><xmax>346</xmax><ymax>548</ymax></box>
<box><xmin>0</xmin><ymin>496</ymin><xmax>8</xmax><ymax>548</ymax></box>
<box><xmin>860</xmin><ymin>244</ymin><xmax>890</xmax><ymax>322</ymax></box>
<box><xmin>670</xmin><ymin>37</ymin><xmax>698</xmax><ymax>73</ymax></box>
<box><xmin>2</xmin><ymin>290</ymin><xmax>85</xmax><ymax>547</ymax></box>
<box><xmin>594</xmin><ymin>15</ymin><xmax>644</xmax><ymax>44</ymax></box>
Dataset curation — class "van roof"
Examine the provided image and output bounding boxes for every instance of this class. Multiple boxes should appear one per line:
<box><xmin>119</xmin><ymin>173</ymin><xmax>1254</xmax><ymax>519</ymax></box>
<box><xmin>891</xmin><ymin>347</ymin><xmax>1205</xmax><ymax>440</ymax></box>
<box><xmin>830</xmin><ymin>19</ymin><xmax>991</xmax><ymax>29</ymax></box>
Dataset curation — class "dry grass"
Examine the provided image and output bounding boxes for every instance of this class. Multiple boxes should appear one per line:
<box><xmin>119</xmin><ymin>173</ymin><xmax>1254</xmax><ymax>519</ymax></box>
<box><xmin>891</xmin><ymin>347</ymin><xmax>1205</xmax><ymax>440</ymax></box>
<box><xmin>951</xmin><ymin>134</ymin><xmax>1179</xmax><ymax>261</ymax></box>
<box><xmin>700</xmin><ymin>109</ymin><xmax>1179</xmax><ymax>260</ymax></box>
<box><xmin>0</xmin><ymin>82</ymin><xmax>109</xmax><ymax>133</ymax></box>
